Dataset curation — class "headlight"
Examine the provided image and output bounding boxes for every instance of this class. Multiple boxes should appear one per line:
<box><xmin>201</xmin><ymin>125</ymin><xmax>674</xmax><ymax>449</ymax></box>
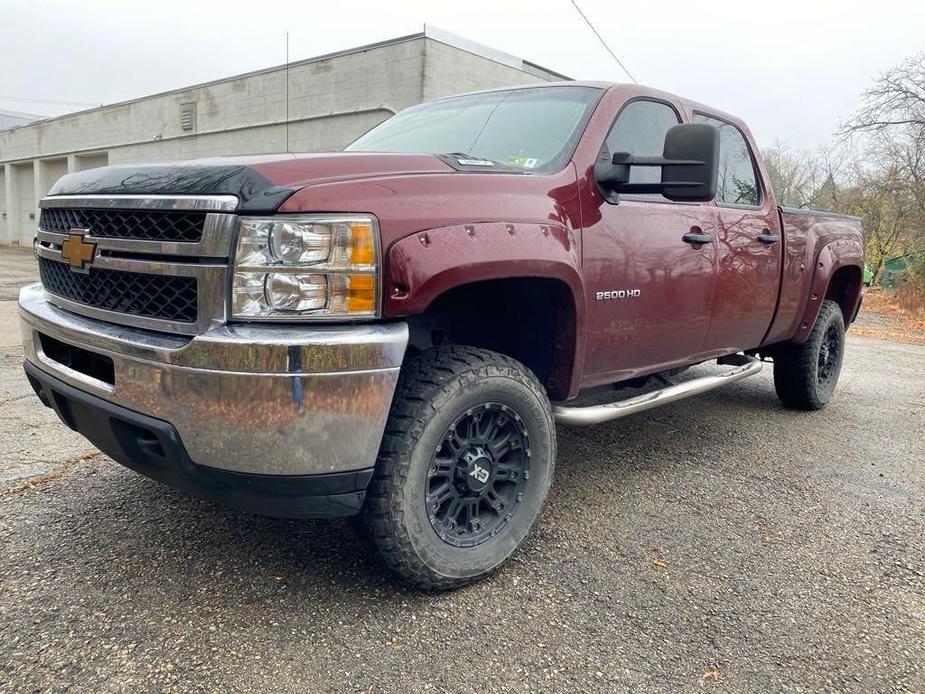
<box><xmin>232</xmin><ymin>215</ymin><xmax>379</xmax><ymax>319</ymax></box>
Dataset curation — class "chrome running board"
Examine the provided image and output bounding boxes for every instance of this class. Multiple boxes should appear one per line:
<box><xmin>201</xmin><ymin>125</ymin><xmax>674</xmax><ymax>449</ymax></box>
<box><xmin>552</xmin><ymin>355</ymin><xmax>762</xmax><ymax>426</ymax></box>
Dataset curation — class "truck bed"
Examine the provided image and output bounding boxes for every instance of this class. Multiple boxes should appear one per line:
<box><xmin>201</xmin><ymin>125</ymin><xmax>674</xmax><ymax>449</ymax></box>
<box><xmin>762</xmin><ymin>207</ymin><xmax>865</xmax><ymax>346</ymax></box>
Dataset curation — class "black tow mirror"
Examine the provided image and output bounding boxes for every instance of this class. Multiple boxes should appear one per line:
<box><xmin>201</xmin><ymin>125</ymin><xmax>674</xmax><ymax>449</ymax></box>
<box><xmin>594</xmin><ymin>123</ymin><xmax>720</xmax><ymax>203</ymax></box>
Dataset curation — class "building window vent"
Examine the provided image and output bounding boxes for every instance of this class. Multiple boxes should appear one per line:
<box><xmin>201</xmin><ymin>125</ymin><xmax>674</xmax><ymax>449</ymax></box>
<box><xmin>179</xmin><ymin>102</ymin><xmax>197</xmax><ymax>132</ymax></box>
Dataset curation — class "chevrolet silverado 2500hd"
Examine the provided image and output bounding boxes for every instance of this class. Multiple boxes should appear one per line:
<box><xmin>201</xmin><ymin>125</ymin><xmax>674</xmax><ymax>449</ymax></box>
<box><xmin>19</xmin><ymin>83</ymin><xmax>864</xmax><ymax>589</ymax></box>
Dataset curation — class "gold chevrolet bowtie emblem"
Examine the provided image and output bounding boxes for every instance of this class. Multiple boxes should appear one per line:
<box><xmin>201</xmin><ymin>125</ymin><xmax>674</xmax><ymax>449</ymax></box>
<box><xmin>60</xmin><ymin>231</ymin><xmax>97</xmax><ymax>272</ymax></box>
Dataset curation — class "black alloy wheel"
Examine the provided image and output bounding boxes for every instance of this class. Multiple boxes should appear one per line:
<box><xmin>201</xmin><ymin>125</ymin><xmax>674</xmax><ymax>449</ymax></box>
<box><xmin>817</xmin><ymin>323</ymin><xmax>842</xmax><ymax>387</ymax></box>
<box><xmin>773</xmin><ymin>299</ymin><xmax>846</xmax><ymax>410</ymax></box>
<box><xmin>360</xmin><ymin>346</ymin><xmax>556</xmax><ymax>590</ymax></box>
<box><xmin>425</xmin><ymin>403</ymin><xmax>530</xmax><ymax>548</ymax></box>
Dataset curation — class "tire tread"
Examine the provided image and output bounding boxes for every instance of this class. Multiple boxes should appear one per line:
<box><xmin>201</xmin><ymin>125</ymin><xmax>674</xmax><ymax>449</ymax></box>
<box><xmin>360</xmin><ymin>346</ymin><xmax>554</xmax><ymax>590</ymax></box>
<box><xmin>773</xmin><ymin>299</ymin><xmax>844</xmax><ymax>410</ymax></box>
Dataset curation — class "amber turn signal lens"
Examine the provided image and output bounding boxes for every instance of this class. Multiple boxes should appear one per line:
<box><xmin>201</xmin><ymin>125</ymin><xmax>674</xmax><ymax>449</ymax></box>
<box><xmin>347</xmin><ymin>274</ymin><xmax>376</xmax><ymax>314</ymax></box>
<box><xmin>349</xmin><ymin>222</ymin><xmax>375</xmax><ymax>266</ymax></box>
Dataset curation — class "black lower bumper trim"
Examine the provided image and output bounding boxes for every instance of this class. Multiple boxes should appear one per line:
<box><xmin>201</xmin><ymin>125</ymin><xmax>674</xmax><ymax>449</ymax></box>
<box><xmin>24</xmin><ymin>361</ymin><xmax>373</xmax><ymax>518</ymax></box>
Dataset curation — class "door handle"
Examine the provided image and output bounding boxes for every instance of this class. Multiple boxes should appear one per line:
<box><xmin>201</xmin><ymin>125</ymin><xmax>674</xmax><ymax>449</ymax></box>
<box><xmin>682</xmin><ymin>232</ymin><xmax>713</xmax><ymax>245</ymax></box>
<box><xmin>757</xmin><ymin>233</ymin><xmax>780</xmax><ymax>244</ymax></box>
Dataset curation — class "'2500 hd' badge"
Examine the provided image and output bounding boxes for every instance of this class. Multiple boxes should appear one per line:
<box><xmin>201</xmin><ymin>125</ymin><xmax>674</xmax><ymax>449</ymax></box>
<box><xmin>596</xmin><ymin>289</ymin><xmax>641</xmax><ymax>301</ymax></box>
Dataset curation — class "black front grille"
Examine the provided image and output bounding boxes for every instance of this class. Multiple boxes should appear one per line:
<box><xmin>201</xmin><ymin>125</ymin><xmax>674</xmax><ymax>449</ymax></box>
<box><xmin>39</xmin><ymin>258</ymin><xmax>198</xmax><ymax>324</ymax></box>
<box><xmin>39</xmin><ymin>208</ymin><xmax>206</xmax><ymax>242</ymax></box>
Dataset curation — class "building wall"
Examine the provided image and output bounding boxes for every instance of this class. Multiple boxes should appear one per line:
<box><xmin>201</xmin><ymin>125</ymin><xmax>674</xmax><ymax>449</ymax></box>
<box><xmin>0</xmin><ymin>168</ymin><xmax>6</xmax><ymax>240</ymax></box>
<box><xmin>422</xmin><ymin>36</ymin><xmax>555</xmax><ymax>100</ymax></box>
<box><xmin>0</xmin><ymin>31</ymin><xmax>565</xmax><ymax>245</ymax></box>
<box><xmin>13</xmin><ymin>163</ymin><xmax>35</xmax><ymax>246</ymax></box>
<box><xmin>0</xmin><ymin>38</ymin><xmax>427</xmax><ymax>166</ymax></box>
<box><xmin>38</xmin><ymin>158</ymin><xmax>67</xmax><ymax>192</ymax></box>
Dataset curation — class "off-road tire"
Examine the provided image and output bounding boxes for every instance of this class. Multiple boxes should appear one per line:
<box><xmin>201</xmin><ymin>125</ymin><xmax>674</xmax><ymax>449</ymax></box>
<box><xmin>773</xmin><ymin>299</ymin><xmax>846</xmax><ymax>410</ymax></box>
<box><xmin>359</xmin><ymin>346</ymin><xmax>556</xmax><ymax>590</ymax></box>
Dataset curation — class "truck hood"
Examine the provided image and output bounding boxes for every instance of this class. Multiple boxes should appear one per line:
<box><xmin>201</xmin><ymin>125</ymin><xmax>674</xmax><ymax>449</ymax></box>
<box><xmin>48</xmin><ymin>153</ymin><xmax>456</xmax><ymax>213</ymax></box>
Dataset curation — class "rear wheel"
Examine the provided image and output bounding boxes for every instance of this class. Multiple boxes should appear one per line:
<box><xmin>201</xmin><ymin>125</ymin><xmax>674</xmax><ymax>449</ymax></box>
<box><xmin>773</xmin><ymin>299</ymin><xmax>846</xmax><ymax>410</ymax></box>
<box><xmin>360</xmin><ymin>346</ymin><xmax>555</xmax><ymax>590</ymax></box>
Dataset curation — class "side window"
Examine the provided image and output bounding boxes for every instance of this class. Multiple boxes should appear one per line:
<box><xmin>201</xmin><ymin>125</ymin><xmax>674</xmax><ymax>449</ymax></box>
<box><xmin>693</xmin><ymin>114</ymin><xmax>760</xmax><ymax>207</ymax></box>
<box><xmin>603</xmin><ymin>100</ymin><xmax>680</xmax><ymax>201</ymax></box>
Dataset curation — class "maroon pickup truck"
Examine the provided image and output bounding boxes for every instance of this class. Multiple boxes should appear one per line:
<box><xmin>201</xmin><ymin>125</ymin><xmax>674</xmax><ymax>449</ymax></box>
<box><xmin>19</xmin><ymin>82</ymin><xmax>864</xmax><ymax>589</ymax></box>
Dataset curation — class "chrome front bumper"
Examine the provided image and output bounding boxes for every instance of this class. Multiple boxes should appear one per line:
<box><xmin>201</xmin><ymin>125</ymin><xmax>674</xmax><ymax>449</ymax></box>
<box><xmin>19</xmin><ymin>283</ymin><xmax>408</xmax><ymax>476</ymax></box>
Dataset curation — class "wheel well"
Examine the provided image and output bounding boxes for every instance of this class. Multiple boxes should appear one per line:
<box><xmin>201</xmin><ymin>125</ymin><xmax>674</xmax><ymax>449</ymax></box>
<box><xmin>826</xmin><ymin>265</ymin><xmax>863</xmax><ymax>322</ymax></box>
<box><xmin>406</xmin><ymin>278</ymin><xmax>577</xmax><ymax>400</ymax></box>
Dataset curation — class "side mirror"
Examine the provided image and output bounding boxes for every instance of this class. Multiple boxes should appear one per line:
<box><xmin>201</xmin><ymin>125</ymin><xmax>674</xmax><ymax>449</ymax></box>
<box><xmin>594</xmin><ymin>123</ymin><xmax>720</xmax><ymax>203</ymax></box>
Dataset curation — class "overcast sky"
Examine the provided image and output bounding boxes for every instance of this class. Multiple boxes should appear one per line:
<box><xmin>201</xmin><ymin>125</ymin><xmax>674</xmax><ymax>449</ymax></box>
<box><xmin>2</xmin><ymin>0</ymin><xmax>923</xmax><ymax>150</ymax></box>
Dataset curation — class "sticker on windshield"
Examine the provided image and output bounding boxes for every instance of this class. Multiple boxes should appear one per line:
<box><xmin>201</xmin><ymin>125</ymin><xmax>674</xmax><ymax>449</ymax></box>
<box><xmin>457</xmin><ymin>158</ymin><xmax>495</xmax><ymax>167</ymax></box>
<box><xmin>505</xmin><ymin>155</ymin><xmax>540</xmax><ymax>169</ymax></box>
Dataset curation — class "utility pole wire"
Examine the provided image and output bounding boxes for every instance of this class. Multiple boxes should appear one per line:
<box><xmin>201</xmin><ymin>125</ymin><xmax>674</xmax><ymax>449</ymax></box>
<box><xmin>569</xmin><ymin>0</ymin><xmax>638</xmax><ymax>84</ymax></box>
<box><xmin>0</xmin><ymin>95</ymin><xmax>100</xmax><ymax>107</ymax></box>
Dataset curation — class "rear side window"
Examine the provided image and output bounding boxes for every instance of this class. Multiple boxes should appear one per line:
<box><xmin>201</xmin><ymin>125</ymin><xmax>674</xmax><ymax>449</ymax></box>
<box><xmin>693</xmin><ymin>114</ymin><xmax>760</xmax><ymax>207</ymax></box>
<box><xmin>603</xmin><ymin>100</ymin><xmax>680</xmax><ymax>202</ymax></box>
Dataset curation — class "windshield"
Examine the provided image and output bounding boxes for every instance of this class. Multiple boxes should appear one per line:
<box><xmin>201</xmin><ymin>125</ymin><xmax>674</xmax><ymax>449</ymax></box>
<box><xmin>345</xmin><ymin>86</ymin><xmax>602</xmax><ymax>173</ymax></box>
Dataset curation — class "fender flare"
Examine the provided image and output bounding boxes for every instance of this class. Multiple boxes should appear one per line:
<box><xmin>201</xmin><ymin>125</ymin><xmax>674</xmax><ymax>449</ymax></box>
<box><xmin>384</xmin><ymin>221</ymin><xmax>586</xmax><ymax>397</ymax></box>
<box><xmin>792</xmin><ymin>240</ymin><xmax>864</xmax><ymax>344</ymax></box>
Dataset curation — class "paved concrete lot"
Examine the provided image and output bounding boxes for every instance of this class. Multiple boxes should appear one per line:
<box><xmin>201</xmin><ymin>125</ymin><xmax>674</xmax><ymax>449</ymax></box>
<box><xmin>1</xmin><ymin>253</ymin><xmax>923</xmax><ymax>693</ymax></box>
<box><xmin>0</xmin><ymin>250</ymin><xmax>38</xmax><ymax>351</ymax></box>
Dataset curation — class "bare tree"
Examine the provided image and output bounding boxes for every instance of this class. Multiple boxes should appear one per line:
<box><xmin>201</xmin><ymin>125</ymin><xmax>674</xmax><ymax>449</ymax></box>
<box><xmin>873</xmin><ymin>129</ymin><xmax>925</xmax><ymax>218</ymax></box>
<box><xmin>840</xmin><ymin>51</ymin><xmax>925</xmax><ymax>287</ymax></box>
<box><xmin>841</xmin><ymin>163</ymin><xmax>919</xmax><ymax>282</ymax></box>
<box><xmin>841</xmin><ymin>51</ymin><xmax>925</xmax><ymax>137</ymax></box>
<box><xmin>762</xmin><ymin>142</ymin><xmax>847</xmax><ymax>210</ymax></box>
<box><xmin>840</xmin><ymin>52</ymin><xmax>925</xmax><ymax>217</ymax></box>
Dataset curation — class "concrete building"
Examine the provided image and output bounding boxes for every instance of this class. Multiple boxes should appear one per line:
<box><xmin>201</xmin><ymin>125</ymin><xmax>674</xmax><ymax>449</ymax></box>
<box><xmin>0</xmin><ymin>28</ymin><xmax>567</xmax><ymax>246</ymax></box>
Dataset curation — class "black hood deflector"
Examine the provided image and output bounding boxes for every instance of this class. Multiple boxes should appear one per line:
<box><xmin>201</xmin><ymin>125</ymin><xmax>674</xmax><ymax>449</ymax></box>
<box><xmin>48</xmin><ymin>163</ymin><xmax>295</xmax><ymax>213</ymax></box>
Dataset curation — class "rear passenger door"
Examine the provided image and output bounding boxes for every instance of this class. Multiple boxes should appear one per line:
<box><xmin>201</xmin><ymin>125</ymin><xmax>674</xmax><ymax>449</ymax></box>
<box><xmin>694</xmin><ymin>113</ymin><xmax>782</xmax><ymax>353</ymax></box>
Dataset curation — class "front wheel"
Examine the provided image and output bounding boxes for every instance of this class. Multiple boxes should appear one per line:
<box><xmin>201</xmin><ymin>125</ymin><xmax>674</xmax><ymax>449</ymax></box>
<box><xmin>360</xmin><ymin>346</ymin><xmax>556</xmax><ymax>590</ymax></box>
<box><xmin>773</xmin><ymin>299</ymin><xmax>846</xmax><ymax>410</ymax></box>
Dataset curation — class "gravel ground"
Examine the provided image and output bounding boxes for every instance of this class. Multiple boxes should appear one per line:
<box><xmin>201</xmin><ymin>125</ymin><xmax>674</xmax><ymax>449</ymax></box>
<box><xmin>851</xmin><ymin>290</ymin><xmax>925</xmax><ymax>346</ymax></box>
<box><xmin>0</xmin><ymin>250</ymin><xmax>38</xmax><ymax>351</ymax></box>
<box><xmin>1</xmin><ymin>255</ymin><xmax>923</xmax><ymax>693</ymax></box>
<box><xmin>0</xmin><ymin>249</ymin><xmax>37</xmax><ymax>303</ymax></box>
